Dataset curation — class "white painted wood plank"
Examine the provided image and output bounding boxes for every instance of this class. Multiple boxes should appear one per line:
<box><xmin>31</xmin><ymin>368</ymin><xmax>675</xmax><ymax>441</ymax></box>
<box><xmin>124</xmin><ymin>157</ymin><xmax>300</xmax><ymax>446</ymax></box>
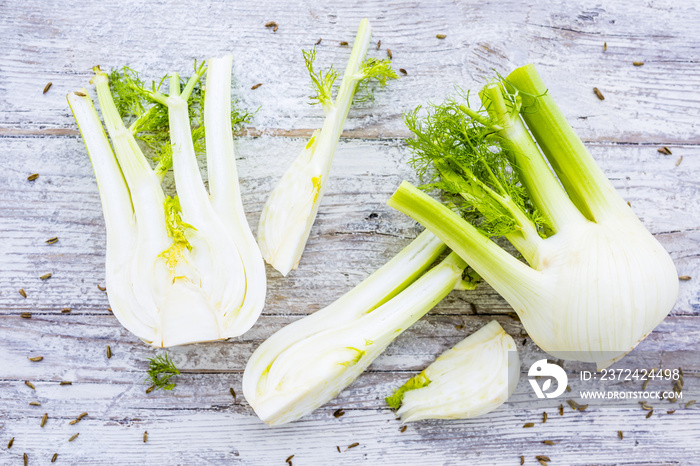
<box><xmin>1</xmin><ymin>0</ymin><xmax>700</xmax><ymax>143</ymax></box>
<box><xmin>1</xmin><ymin>137</ymin><xmax>698</xmax><ymax>318</ymax></box>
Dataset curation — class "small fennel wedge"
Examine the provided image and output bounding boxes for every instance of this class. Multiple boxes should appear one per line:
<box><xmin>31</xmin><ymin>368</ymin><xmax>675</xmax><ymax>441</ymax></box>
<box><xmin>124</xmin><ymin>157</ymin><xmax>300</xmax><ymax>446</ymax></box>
<box><xmin>67</xmin><ymin>56</ymin><xmax>266</xmax><ymax>347</ymax></box>
<box><xmin>258</xmin><ymin>18</ymin><xmax>397</xmax><ymax>276</ymax></box>
<box><xmin>386</xmin><ymin>320</ymin><xmax>519</xmax><ymax>422</ymax></box>
<box><xmin>243</xmin><ymin>231</ymin><xmax>474</xmax><ymax>426</ymax></box>
<box><xmin>388</xmin><ymin>64</ymin><xmax>678</xmax><ymax>369</ymax></box>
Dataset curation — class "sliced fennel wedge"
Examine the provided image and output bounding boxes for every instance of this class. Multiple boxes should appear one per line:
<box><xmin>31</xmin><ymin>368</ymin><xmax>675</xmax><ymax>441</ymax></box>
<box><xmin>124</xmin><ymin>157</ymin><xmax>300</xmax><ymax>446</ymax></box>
<box><xmin>257</xmin><ymin>18</ymin><xmax>397</xmax><ymax>276</ymax></box>
<box><xmin>243</xmin><ymin>232</ymin><xmax>471</xmax><ymax>426</ymax></box>
<box><xmin>67</xmin><ymin>56</ymin><xmax>266</xmax><ymax>347</ymax></box>
<box><xmin>387</xmin><ymin>320</ymin><xmax>519</xmax><ymax>422</ymax></box>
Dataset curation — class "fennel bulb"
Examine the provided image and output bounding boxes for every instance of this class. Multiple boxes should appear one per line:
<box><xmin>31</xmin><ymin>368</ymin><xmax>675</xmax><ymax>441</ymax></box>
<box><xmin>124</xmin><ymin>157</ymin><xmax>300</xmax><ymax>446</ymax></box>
<box><xmin>386</xmin><ymin>320</ymin><xmax>519</xmax><ymax>422</ymax></box>
<box><xmin>67</xmin><ymin>56</ymin><xmax>266</xmax><ymax>347</ymax></box>
<box><xmin>258</xmin><ymin>18</ymin><xmax>397</xmax><ymax>276</ymax></box>
<box><xmin>388</xmin><ymin>64</ymin><xmax>678</xmax><ymax>369</ymax></box>
<box><xmin>243</xmin><ymin>232</ymin><xmax>473</xmax><ymax>425</ymax></box>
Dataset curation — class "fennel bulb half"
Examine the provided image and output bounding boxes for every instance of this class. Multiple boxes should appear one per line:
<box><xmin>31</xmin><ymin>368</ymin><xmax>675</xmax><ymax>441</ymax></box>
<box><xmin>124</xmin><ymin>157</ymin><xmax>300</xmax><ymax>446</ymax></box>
<box><xmin>67</xmin><ymin>56</ymin><xmax>266</xmax><ymax>347</ymax></box>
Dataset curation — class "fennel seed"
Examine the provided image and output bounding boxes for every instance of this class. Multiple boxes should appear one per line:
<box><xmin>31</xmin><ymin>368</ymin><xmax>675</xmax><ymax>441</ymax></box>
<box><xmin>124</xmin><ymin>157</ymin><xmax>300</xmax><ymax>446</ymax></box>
<box><xmin>559</xmin><ymin>404</ymin><xmax>564</xmax><ymax>416</ymax></box>
<box><xmin>577</xmin><ymin>404</ymin><xmax>589</xmax><ymax>411</ymax></box>
<box><xmin>264</xmin><ymin>21</ymin><xmax>276</xmax><ymax>28</ymax></box>
<box><xmin>679</xmin><ymin>275</ymin><xmax>691</xmax><ymax>280</ymax></box>
<box><xmin>566</xmin><ymin>384</ymin><xmax>572</xmax><ymax>392</ymax></box>
<box><xmin>74</xmin><ymin>91</ymin><xmax>86</xmax><ymax>97</ymax></box>
<box><xmin>642</xmin><ymin>378</ymin><xmax>649</xmax><ymax>390</ymax></box>
<box><xmin>77</xmin><ymin>412</ymin><xmax>88</xmax><ymax>420</ymax></box>
<box><xmin>658</xmin><ymin>146</ymin><xmax>672</xmax><ymax>155</ymax></box>
<box><xmin>19</xmin><ymin>288</ymin><xmax>27</xmax><ymax>298</ymax></box>
<box><xmin>51</xmin><ymin>453</ymin><xmax>58</xmax><ymax>462</ymax></box>
<box><xmin>251</xmin><ymin>83</ymin><xmax>262</xmax><ymax>90</ymax></box>
<box><xmin>143</xmin><ymin>431</ymin><xmax>148</xmax><ymax>443</ymax></box>
<box><xmin>646</xmin><ymin>409</ymin><xmax>654</xmax><ymax>419</ymax></box>
<box><xmin>667</xmin><ymin>409</ymin><xmax>676</xmax><ymax>414</ymax></box>
<box><xmin>21</xmin><ymin>312</ymin><xmax>31</xmax><ymax>319</ymax></box>
<box><xmin>62</xmin><ymin>308</ymin><xmax>71</xmax><ymax>313</ymax></box>
<box><xmin>400</xmin><ymin>425</ymin><xmax>407</xmax><ymax>433</ymax></box>
<box><xmin>536</xmin><ymin>456</ymin><xmax>551</xmax><ymax>462</ymax></box>
<box><xmin>43</xmin><ymin>82</ymin><xmax>53</xmax><ymax>94</ymax></box>
<box><xmin>27</xmin><ymin>173</ymin><xmax>39</xmax><ymax>181</ymax></box>
<box><xmin>686</xmin><ymin>400</ymin><xmax>696</xmax><ymax>408</ymax></box>
<box><xmin>347</xmin><ymin>442</ymin><xmax>359</xmax><ymax>449</ymax></box>
<box><xmin>24</xmin><ymin>453</ymin><xmax>28</xmax><ymax>466</ymax></box>
<box><xmin>523</xmin><ymin>422</ymin><xmax>535</xmax><ymax>428</ymax></box>
<box><xmin>230</xmin><ymin>387</ymin><xmax>237</xmax><ymax>402</ymax></box>
<box><xmin>520</xmin><ymin>456</ymin><xmax>524</xmax><ymax>465</ymax></box>
<box><xmin>286</xmin><ymin>454</ymin><xmax>294</xmax><ymax>463</ymax></box>
<box><xmin>97</xmin><ymin>284</ymin><xmax>106</xmax><ymax>291</ymax></box>
<box><xmin>538</xmin><ymin>460</ymin><xmax>548</xmax><ymax>466</ymax></box>
<box><xmin>640</xmin><ymin>401</ymin><xmax>653</xmax><ymax>410</ymax></box>
<box><xmin>618</xmin><ymin>430</ymin><xmax>623</xmax><ymax>439</ymax></box>
<box><xmin>28</xmin><ymin>356</ymin><xmax>43</xmax><ymax>362</ymax></box>
<box><xmin>146</xmin><ymin>385</ymin><xmax>155</xmax><ymax>394</ymax></box>
<box><xmin>399</xmin><ymin>68</ymin><xmax>407</xmax><ymax>75</ymax></box>
<box><xmin>333</xmin><ymin>408</ymin><xmax>345</xmax><ymax>418</ymax></box>
<box><xmin>603</xmin><ymin>42</ymin><xmax>607</xmax><ymax>51</ymax></box>
<box><xmin>387</xmin><ymin>49</ymin><xmax>393</xmax><ymax>59</ymax></box>
<box><xmin>106</xmin><ymin>345</ymin><xmax>112</xmax><ymax>359</ymax></box>
<box><xmin>566</xmin><ymin>399</ymin><xmax>579</xmax><ymax>410</ymax></box>
<box><xmin>8</xmin><ymin>437</ymin><xmax>14</xmax><ymax>448</ymax></box>
<box><xmin>633</xmin><ymin>61</ymin><xmax>644</xmax><ymax>66</ymax></box>
<box><xmin>46</xmin><ymin>237</ymin><xmax>58</xmax><ymax>244</ymax></box>
<box><xmin>315</xmin><ymin>38</ymin><xmax>322</xmax><ymax>45</ymax></box>
<box><xmin>68</xmin><ymin>433</ymin><xmax>79</xmax><ymax>442</ymax></box>
<box><xmin>376</xmin><ymin>40</ymin><xmax>381</xmax><ymax>50</ymax></box>
<box><xmin>336</xmin><ymin>446</ymin><xmax>341</xmax><ymax>453</ymax></box>
<box><xmin>593</xmin><ymin>87</ymin><xmax>605</xmax><ymax>100</ymax></box>
<box><xmin>436</xmin><ymin>34</ymin><xmax>446</xmax><ymax>39</ymax></box>
<box><xmin>40</xmin><ymin>273</ymin><xmax>52</xmax><ymax>280</ymax></box>
<box><xmin>542</xmin><ymin>412</ymin><xmax>548</xmax><ymax>423</ymax></box>
<box><xmin>69</xmin><ymin>419</ymin><xmax>79</xmax><ymax>425</ymax></box>
<box><xmin>675</xmin><ymin>156</ymin><xmax>683</xmax><ymax>166</ymax></box>
<box><xmin>29</xmin><ymin>401</ymin><xmax>41</xmax><ymax>406</ymax></box>
<box><xmin>59</xmin><ymin>381</ymin><xmax>72</xmax><ymax>385</ymax></box>
<box><xmin>41</xmin><ymin>413</ymin><xmax>48</xmax><ymax>427</ymax></box>
<box><xmin>543</xmin><ymin>440</ymin><xmax>558</xmax><ymax>445</ymax></box>
<box><xmin>25</xmin><ymin>381</ymin><xmax>36</xmax><ymax>390</ymax></box>
<box><xmin>340</xmin><ymin>41</ymin><xmax>349</xmax><ymax>46</ymax></box>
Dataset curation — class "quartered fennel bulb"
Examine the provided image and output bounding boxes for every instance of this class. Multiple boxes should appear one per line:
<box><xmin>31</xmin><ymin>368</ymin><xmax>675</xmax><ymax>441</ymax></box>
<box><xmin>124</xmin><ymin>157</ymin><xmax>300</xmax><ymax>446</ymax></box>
<box><xmin>67</xmin><ymin>56</ymin><xmax>266</xmax><ymax>347</ymax></box>
<box><xmin>386</xmin><ymin>320</ymin><xmax>519</xmax><ymax>422</ymax></box>
<box><xmin>243</xmin><ymin>231</ymin><xmax>473</xmax><ymax>425</ymax></box>
<box><xmin>258</xmin><ymin>18</ymin><xmax>397</xmax><ymax>276</ymax></box>
<box><xmin>388</xmin><ymin>64</ymin><xmax>678</xmax><ymax>369</ymax></box>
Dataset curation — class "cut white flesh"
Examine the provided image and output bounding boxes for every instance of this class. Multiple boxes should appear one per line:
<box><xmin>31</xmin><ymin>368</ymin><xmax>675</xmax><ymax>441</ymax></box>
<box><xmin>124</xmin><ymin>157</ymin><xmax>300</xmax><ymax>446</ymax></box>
<box><xmin>243</xmin><ymin>231</ymin><xmax>467</xmax><ymax>426</ymax></box>
<box><xmin>67</xmin><ymin>56</ymin><xmax>266</xmax><ymax>347</ymax></box>
<box><xmin>388</xmin><ymin>320</ymin><xmax>519</xmax><ymax>422</ymax></box>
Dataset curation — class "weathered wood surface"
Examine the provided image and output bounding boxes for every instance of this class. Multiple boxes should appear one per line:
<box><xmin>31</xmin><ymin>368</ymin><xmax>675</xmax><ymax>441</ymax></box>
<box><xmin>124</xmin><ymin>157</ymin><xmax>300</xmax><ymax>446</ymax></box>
<box><xmin>1</xmin><ymin>0</ymin><xmax>699</xmax><ymax>464</ymax></box>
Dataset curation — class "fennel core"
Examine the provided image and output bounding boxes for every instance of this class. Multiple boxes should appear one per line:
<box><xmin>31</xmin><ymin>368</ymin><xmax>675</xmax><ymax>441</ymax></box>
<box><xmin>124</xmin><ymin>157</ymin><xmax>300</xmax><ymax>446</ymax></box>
<box><xmin>67</xmin><ymin>56</ymin><xmax>267</xmax><ymax>348</ymax></box>
<box><xmin>257</xmin><ymin>18</ymin><xmax>397</xmax><ymax>276</ymax></box>
<box><xmin>388</xmin><ymin>64</ymin><xmax>678</xmax><ymax>368</ymax></box>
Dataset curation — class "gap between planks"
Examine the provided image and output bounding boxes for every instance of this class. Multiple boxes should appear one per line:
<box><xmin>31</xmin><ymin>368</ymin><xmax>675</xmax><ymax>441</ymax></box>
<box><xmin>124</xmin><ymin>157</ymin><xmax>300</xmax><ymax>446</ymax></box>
<box><xmin>2</xmin><ymin>126</ymin><xmax>700</xmax><ymax>145</ymax></box>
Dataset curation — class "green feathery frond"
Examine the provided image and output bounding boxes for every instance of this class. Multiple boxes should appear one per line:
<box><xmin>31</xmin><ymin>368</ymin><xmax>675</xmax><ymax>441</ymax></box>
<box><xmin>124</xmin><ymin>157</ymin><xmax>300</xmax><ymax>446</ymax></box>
<box><xmin>303</xmin><ymin>48</ymin><xmax>339</xmax><ymax>110</ymax></box>
<box><xmin>146</xmin><ymin>353</ymin><xmax>181</xmax><ymax>391</ymax></box>
<box><xmin>354</xmin><ymin>57</ymin><xmax>398</xmax><ymax>102</ymax></box>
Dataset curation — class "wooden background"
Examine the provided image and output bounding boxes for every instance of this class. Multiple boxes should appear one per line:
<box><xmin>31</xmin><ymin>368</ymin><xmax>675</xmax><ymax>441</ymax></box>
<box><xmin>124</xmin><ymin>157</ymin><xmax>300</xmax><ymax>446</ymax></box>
<box><xmin>1</xmin><ymin>0</ymin><xmax>699</xmax><ymax>464</ymax></box>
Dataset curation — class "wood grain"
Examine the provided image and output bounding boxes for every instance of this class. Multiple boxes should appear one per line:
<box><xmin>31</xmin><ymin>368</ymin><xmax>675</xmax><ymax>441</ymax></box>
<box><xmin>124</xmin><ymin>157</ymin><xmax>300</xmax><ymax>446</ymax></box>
<box><xmin>1</xmin><ymin>0</ymin><xmax>699</xmax><ymax>464</ymax></box>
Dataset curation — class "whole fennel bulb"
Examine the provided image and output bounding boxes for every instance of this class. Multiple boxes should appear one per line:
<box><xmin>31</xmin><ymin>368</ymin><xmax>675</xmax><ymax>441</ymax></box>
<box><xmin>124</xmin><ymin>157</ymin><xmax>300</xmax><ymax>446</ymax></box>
<box><xmin>388</xmin><ymin>64</ymin><xmax>678</xmax><ymax>369</ymax></box>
